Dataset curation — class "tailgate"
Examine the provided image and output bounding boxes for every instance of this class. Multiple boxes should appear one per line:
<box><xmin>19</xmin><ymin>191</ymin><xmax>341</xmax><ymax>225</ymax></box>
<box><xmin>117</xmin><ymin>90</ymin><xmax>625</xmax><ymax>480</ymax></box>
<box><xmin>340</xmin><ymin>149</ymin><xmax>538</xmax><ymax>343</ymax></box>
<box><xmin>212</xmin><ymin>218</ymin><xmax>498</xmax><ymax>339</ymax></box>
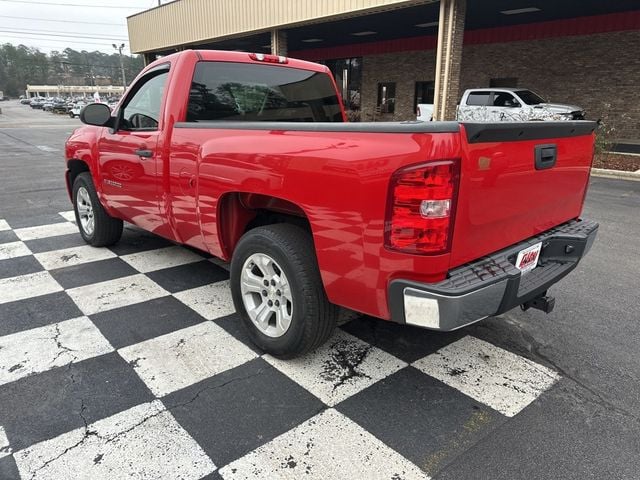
<box><xmin>450</xmin><ymin>121</ymin><xmax>597</xmax><ymax>267</ymax></box>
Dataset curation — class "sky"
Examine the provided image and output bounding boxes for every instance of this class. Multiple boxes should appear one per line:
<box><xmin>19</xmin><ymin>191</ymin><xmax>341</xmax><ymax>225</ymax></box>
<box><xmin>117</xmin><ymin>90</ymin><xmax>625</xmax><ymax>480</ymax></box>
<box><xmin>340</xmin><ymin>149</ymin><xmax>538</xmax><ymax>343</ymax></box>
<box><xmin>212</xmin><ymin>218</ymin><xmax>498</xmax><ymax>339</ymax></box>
<box><xmin>0</xmin><ymin>0</ymin><xmax>166</xmax><ymax>55</ymax></box>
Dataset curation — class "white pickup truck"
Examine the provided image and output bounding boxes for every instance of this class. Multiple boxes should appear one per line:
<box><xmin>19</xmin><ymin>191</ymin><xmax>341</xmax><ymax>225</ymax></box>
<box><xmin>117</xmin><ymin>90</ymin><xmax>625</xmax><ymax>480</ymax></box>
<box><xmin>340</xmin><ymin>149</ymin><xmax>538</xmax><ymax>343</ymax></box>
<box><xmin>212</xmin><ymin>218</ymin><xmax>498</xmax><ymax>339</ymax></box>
<box><xmin>417</xmin><ymin>88</ymin><xmax>585</xmax><ymax>122</ymax></box>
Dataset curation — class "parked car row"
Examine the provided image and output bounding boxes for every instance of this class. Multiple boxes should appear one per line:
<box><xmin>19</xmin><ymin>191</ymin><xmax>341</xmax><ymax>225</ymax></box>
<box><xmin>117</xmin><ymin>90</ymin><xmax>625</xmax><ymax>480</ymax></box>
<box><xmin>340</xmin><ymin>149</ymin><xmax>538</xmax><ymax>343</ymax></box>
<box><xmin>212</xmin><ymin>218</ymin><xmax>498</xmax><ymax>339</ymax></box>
<box><xmin>20</xmin><ymin>96</ymin><xmax>121</xmax><ymax>117</ymax></box>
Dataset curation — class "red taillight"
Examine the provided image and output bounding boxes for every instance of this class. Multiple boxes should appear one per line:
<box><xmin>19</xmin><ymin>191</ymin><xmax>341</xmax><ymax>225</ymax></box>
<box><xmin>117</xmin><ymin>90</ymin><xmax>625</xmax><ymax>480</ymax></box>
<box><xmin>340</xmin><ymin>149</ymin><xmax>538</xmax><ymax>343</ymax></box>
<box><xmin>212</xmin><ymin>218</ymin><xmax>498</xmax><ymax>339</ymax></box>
<box><xmin>385</xmin><ymin>160</ymin><xmax>460</xmax><ymax>255</ymax></box>
<box><xmin>249</xmin><ymin>53</ymin><xmax>288</xmax><ymax>64</ymax></box>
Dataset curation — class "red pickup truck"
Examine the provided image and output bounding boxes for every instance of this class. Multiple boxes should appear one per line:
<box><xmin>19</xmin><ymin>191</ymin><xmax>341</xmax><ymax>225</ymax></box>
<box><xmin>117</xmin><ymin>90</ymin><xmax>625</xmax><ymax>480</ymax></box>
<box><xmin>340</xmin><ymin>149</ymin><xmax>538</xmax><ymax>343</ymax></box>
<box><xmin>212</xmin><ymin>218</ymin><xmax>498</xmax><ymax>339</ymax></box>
<box><xmin>65</xmin><ymin>50</ymin><xmax>598</xmax><ymax>358</ymax></box>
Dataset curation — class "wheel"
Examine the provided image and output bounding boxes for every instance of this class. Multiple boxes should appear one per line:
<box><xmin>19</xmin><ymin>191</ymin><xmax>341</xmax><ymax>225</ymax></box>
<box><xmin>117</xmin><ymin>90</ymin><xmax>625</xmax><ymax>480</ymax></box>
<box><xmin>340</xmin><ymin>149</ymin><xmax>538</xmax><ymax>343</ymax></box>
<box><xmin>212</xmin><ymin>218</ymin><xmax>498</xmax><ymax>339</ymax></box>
<box><xmin>69</xmin><ymin>112</ymin><xmax>75</xmax><ymax>118</ymax></box>
<box><xmin>72</xmin><ymin>172</ymin><xmax>123</xmax><ymax>246</ymax></box>
<box><xmin>230</xmin><ymin>224</ymin><xmax>338</xmax><ymax>358</ymax></box>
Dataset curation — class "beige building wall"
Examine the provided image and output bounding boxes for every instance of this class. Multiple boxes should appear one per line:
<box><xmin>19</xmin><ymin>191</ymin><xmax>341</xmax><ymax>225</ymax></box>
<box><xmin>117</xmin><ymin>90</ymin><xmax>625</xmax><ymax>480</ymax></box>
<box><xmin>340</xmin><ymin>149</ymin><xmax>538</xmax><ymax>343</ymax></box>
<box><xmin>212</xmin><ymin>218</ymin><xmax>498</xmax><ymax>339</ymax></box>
<box><xmin>127</xmin><ymin>0</ymin><xmax>433</xmax><ymax>53</ymax></box>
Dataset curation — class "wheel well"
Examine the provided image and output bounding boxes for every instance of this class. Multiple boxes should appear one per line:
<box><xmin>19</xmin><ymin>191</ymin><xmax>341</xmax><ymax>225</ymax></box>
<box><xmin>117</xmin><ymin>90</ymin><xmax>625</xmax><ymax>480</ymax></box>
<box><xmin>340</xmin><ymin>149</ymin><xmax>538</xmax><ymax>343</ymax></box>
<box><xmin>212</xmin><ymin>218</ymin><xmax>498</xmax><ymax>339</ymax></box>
<box><xmin>218</xmin><ymin>192</ymin><xmax>311</xmax><ymax>259</ymax></box>
<box><xmin>67</xmin><ymin>159</ymin><xmax>90</xmax><ymax>190</ymax></box>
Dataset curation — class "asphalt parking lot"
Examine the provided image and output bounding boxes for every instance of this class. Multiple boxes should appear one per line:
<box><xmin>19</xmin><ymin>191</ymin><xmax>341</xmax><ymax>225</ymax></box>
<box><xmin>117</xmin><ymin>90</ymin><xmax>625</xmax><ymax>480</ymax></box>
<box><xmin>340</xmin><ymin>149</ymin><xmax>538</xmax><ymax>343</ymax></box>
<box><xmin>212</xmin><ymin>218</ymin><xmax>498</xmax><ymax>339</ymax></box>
<box><xmin>0</xmin><ymin>100</ymin><xmax>639</xmax><ymax>479</ymax></box>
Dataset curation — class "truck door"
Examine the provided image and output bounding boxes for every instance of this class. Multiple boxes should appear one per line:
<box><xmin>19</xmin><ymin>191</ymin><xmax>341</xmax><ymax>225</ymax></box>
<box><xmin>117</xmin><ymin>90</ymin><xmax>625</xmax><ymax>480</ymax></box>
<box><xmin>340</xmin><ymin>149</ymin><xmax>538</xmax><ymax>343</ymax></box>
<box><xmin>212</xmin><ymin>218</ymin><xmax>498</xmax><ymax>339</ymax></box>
<box><xmin>458</xmin><ymin>91</ymin><xmax>491</xmax><ymax>122</ymax></box>
<box><xmin>486</xmin><ymin>91</ymin><xmax>523</xmax><ymax>122</ymax></box>
<box><xmin>97</xmin><ymin>65</ymin><xmax>169</xmax><ymax>233</ymax></box>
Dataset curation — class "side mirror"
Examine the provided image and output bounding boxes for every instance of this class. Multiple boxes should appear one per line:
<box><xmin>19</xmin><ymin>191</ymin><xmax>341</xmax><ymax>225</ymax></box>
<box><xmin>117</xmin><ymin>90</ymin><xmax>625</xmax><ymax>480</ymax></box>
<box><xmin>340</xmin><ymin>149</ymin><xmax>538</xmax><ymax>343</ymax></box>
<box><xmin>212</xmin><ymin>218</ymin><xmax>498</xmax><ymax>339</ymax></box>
<box><xmin>80</xmin><ymin>103</ymin><xmax>113</xmax><ymax>127</ymax></box>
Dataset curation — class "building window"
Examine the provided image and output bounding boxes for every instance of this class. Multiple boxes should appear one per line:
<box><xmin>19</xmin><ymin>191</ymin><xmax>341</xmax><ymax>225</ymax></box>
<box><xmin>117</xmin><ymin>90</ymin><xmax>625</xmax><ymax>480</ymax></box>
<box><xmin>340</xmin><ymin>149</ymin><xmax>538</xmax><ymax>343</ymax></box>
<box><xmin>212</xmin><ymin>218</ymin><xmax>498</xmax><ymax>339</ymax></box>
<box><xmin>323</xmin><ymin>57</ymin><xmax>362</xmax><ymax>121</ymax></box>
<box><xmin>490</xmin><ymin>77</ymin><xmax>518</xmax><ymax>88</ymax></box>
<box><xmin>377</xmin><ymin>82</ymin><xmax>396</xmax><ymax>114</ymax></box>
<box><xmin>414</xmin><ymin>81</ymin><xmax>434</xmax><ymax>113</ymax></box>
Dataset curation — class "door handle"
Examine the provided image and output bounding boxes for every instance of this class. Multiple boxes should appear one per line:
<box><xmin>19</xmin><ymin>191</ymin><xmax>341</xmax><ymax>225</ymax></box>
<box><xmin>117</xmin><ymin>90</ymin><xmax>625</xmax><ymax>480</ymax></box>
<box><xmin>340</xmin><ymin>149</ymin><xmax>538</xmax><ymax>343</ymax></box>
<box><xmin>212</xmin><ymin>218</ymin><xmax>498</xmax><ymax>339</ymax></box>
<box><xmin>534</xmin><ymin>144</ymin><xmax>557</xmax><ymax>170</ymax></box>
<box><xmin>134</xmin><ymin>149</ymin><xmax>153</xmax><ymax>158</ymax></box>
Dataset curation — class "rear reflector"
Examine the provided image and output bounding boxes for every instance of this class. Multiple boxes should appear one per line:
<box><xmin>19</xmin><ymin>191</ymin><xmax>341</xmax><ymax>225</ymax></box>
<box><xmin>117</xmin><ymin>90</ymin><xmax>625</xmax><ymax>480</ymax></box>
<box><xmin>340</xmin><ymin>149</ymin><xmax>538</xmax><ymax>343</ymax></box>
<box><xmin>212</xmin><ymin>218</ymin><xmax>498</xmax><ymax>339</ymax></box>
<box><xmin>385</xmin><ymin>160</ymin><xmax>460</xmax><ymax>255</ymax></box>
<box><xmin>249</xmin><ymin>53</ymin><xmax>288</xmax><ymax>64</ymax></box>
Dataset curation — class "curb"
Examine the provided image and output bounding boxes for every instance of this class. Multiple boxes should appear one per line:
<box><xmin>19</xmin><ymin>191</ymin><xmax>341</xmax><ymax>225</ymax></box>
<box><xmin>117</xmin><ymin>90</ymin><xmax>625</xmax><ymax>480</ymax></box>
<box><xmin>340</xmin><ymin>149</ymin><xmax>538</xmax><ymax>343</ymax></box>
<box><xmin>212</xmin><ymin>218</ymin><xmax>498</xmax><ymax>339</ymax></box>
<box><xmin>591</xmin><ymin>168</ymin><xmax>640</xmax><ymax>182</ymax></box>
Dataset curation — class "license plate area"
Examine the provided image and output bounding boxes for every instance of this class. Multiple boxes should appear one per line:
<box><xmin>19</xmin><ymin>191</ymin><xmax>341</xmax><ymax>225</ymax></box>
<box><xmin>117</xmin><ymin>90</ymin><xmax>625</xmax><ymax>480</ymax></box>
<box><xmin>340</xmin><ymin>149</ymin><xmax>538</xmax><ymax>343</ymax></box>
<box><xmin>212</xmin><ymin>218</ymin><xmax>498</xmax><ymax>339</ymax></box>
<box><xmin>515</xmin><ymin>242</ymin><xmax>542</xmax><ymax>274</ymax></box>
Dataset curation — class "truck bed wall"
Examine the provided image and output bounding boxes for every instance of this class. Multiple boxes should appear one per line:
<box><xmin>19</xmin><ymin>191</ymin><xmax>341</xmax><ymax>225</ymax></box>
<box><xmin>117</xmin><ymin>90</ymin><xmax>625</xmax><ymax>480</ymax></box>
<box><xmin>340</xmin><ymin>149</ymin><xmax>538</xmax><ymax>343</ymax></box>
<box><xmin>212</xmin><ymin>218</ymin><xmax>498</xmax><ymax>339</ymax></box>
<box><xmin>169</xmin><ymin>125</ymin><xmax>463</xmax><ymax>320</ymax></box>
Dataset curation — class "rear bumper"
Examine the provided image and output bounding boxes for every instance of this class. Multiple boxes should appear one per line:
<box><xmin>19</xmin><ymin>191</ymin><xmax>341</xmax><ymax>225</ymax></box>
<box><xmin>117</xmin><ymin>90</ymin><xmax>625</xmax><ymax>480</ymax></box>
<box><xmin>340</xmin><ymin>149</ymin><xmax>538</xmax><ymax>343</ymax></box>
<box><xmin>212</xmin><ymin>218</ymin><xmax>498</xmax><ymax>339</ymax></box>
<box><xmin>388</xmin><ymin>218</ymin><xmax>598</xmax><ymax>331</ymax></box>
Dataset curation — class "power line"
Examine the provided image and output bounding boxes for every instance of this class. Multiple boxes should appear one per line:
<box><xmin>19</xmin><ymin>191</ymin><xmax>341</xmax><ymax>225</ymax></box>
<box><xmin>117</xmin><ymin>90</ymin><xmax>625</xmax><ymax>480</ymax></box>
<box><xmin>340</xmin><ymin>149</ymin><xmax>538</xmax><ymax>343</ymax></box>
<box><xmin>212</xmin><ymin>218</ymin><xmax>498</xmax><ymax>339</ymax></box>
<box><xmin>0</xmin><ymin>29</ymin><xmax>128</xmax><ymax>41</ymax></box>
<box><xmin>0</xmin><ymin>33</ymin><xmax>130</xmax><ymax>48</ymax></box>
<box><xmin>0</xmin><ymin>26</ymin><xmax>128</xmax><ymax>40</ymax></box>
<box><xmin>0</xmin><ymin>15</ymin><xmax>126</xmax><ymax>27</ymax></box>
<box><xmin>0</xmin><ymin>0</ymin><xmax>148</xmax><ymax>8</ymax></box>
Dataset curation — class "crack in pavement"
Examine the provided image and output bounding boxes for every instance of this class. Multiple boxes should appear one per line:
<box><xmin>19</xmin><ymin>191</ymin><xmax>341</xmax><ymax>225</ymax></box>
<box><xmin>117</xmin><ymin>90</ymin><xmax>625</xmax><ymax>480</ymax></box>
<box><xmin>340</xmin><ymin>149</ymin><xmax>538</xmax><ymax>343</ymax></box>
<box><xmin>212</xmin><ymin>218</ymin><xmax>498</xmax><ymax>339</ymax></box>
<box><xmin>48</xmin><ymin>323</ymin><xmax>77</xmax><ymax>366</ymax></box>
<box><xmin>27</xmin><ymin>370</ymin><xmax>265</xmax><ymax>477</ymax></box>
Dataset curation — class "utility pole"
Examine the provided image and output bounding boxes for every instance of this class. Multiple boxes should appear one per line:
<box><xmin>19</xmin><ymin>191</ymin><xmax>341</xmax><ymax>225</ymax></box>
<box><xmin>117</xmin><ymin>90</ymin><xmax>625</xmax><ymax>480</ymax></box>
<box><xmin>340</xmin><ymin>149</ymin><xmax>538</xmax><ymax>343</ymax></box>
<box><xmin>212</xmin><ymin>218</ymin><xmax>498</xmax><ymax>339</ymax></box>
<box><xmin>112</xmin><ymin>43</ymin><xmax>127</xmax><ymax>88</ymax></box>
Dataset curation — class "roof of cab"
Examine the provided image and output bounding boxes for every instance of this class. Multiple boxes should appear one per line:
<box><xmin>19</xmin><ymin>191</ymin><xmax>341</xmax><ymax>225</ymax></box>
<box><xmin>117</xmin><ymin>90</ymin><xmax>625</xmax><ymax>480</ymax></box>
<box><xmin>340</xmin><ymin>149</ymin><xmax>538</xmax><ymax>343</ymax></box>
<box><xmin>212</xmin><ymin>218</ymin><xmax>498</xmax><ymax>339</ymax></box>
<box><xmin>146</xmin><ymin>49</ymin><xmax>328</xmax><ymax>73</ymax></box>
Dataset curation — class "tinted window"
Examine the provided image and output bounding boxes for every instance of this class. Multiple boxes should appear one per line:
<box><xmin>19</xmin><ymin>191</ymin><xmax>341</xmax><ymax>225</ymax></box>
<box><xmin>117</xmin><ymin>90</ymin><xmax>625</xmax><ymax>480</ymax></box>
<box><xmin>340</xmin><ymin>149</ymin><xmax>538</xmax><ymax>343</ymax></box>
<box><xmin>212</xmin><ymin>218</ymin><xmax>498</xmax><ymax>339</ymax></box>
<box><xmin>515</xmin><ymin>90</ymin><xmax>546</xmax><ymax>105</ymax></box>
<box><xmin>187</xmin><ymin>62</ymin><xmax>342</xmax><ymax>122</ymax></box>
<box><xmin>492</xmin><ymin>92</ymin><xmax>520</xmax><ymax>107</ymax></box>
<box><xmin>121</xmin><ymin>70</ymin><xmax>169</xmax><ymax>130</ymax></box>
<box><xmin>466</xmin><ymin>92</ymin><xmax>491</xmax><ymax>106</ymax></box>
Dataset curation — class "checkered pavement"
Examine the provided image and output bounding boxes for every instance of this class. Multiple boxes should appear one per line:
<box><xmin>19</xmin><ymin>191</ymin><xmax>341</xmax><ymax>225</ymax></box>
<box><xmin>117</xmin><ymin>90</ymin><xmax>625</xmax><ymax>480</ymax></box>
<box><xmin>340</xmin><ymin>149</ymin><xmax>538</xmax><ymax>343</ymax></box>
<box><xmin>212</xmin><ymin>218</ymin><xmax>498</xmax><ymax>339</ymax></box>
<box><xmin>0</xmin><ymin>212</ymin><xmax>561</xmax><ymax>479</ymax></box>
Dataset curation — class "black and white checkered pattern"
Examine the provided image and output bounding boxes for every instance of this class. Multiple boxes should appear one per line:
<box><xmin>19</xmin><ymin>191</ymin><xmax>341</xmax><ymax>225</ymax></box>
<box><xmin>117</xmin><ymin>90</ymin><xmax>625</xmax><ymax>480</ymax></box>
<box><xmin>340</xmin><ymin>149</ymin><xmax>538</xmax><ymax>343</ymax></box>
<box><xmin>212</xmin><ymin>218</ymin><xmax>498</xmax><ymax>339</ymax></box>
<box><xmin>0</xmin><ymin>212</ymin><xmax>561</xmax><ymax>479</ymax></box>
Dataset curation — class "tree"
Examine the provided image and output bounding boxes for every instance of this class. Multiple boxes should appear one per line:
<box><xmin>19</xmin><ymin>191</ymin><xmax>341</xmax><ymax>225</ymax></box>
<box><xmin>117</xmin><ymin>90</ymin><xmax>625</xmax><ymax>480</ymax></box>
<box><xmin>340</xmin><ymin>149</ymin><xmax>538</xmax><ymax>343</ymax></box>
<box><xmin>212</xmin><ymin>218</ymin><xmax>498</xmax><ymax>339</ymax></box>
<box><xmin>0</xmin><ymin>43</ymin><xmax>145</xmax><ymax>96</ymax></box>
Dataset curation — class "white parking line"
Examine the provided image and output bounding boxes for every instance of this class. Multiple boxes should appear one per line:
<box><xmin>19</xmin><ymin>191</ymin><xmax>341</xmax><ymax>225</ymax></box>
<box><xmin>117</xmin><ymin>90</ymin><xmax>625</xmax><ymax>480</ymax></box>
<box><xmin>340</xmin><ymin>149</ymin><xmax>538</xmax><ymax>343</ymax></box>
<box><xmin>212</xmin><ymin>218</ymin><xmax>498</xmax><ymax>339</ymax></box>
<box><xmin>119</xmin><ymin>321</ymin><xmax>257</xmax><ymax>397</ymax></box>
<box><xmin>0</xmin><ymin>317</ymin><xmax>114</xmax><ymax>386</ymax></box>
<box><xmin>14</xmin><ymin>401</ymin><xmax>216</xmax><ymax>480</ymax></box>
<box><xmin>35</xmin><ymin>244</ymin><xmax>117</xmax><ymax>271</ymax></box>
<box><xmin>413</xmin><ymin>336</ymin><xmax>560</xmax><ymax>417</ymax></box>
<box><xmin>0</xmin><ymin>271</ymin><xmax>63</xmax><ymax>304</ymax></box>
<box><xmin>66</xmin><ymin>274</ymin><xmax>169</xmax><ymax>315</ymax></box>
<box><xmin>121</xmin><ymin>246</ymin><xmax>204</xmax><ymax>273</ymax></box>
<box><xmin>173</xmin><ymin>281</ymin><xmax>235</xmax><ymax>320</ymax></box>
<box><xmin>14</xmin><ymin>222</ymin><xmax>78</xmax><ymax>241</ymax></box>
<box><xmin>220</xmin><ymin>409</ymin><xmax>429</xmax><ymax>480</ymax></box>
<box><xmin>264</xmin><ymin>330</ymin><xmax>407</xmax><ymax>407</ymax></box>
<box><xmin>0</xmin><ymin>426</ymin><xmax>11</xmax><ymax>459</ymax></box>
<box><xmin>0</xmin><ymin>241</ymin><xmax>31</xmax><ymax>261</ymax></box>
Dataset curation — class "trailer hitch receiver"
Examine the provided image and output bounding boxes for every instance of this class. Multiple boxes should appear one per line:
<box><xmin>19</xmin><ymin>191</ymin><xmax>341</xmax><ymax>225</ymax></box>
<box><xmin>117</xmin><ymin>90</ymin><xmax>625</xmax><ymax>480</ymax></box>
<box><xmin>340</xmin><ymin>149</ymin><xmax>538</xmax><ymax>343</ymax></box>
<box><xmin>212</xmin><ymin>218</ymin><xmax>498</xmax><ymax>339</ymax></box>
<box><xmin>521</xmin><ymin>293</ymin><xmax>556</xmax><ymax>314</ymax></box>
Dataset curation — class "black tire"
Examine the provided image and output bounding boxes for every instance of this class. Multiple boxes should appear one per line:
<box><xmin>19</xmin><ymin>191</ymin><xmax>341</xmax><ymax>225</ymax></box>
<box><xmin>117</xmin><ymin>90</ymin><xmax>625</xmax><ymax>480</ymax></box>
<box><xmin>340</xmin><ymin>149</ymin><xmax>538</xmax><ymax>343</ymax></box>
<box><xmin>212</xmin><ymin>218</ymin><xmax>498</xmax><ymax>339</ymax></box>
<box><xmin>72</xmin><ymin>172</ymin><xmax>123</xmax><ymax>246</ymax></box>
<box><xmin>230</xmin><ymin>224</ymin><xmax>338</xmax><ymax>358</ymax></box>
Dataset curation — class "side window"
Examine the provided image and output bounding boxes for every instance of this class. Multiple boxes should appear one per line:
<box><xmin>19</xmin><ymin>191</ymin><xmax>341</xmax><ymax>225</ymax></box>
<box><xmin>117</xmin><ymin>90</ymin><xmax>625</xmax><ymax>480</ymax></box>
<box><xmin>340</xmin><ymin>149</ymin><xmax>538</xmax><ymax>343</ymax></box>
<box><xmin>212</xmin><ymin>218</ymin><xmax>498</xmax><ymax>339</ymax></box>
<box><xmin>466</xmin><ymin>91</ymin><xmax>491</xmax><ymax>106</ymax></box>
<box><xmin>492</xmin><ymin>92</ymin><xmax>520</xmax><ymax>107</ymax></box>
<box><xmin>121</xmin><ymin>69</ymin><xmax>169</xmax><ymax>131</ymax></box>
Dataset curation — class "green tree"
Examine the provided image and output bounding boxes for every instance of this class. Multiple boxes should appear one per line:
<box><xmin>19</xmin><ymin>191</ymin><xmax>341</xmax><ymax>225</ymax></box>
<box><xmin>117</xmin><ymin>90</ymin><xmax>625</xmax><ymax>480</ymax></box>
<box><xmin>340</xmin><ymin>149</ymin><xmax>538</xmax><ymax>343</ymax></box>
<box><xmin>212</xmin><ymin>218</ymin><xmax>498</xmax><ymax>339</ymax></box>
<box><xmin>0</xmin><ymin>43</ymin><xmax>144</xmax><ymax>96</ymax></box>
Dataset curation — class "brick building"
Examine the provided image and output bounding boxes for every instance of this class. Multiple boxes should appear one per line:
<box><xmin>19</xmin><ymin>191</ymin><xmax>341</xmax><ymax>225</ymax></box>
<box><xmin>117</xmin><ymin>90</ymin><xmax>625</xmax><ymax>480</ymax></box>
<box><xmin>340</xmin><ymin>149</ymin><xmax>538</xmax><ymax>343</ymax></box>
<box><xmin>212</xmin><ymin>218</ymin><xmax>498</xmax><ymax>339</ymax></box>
<box><xmin>127</xmin><ymin>0</ymin><xmax>640</xmax><ymax>142</ymax></box>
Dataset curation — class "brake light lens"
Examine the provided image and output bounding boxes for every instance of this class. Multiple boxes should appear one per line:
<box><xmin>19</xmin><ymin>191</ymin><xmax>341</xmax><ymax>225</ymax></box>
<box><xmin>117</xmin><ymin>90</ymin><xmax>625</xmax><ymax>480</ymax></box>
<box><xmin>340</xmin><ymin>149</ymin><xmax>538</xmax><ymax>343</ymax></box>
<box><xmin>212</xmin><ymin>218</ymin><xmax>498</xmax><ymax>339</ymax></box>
<box><xmin>249</xmin><ymin>53</ymin><xmax>288</xmax><ymax>64</ymax></box>
<box><xmin>385</xmin><ymin>160</ymin><xmax>460</xmax><ymax>255</ymax></box>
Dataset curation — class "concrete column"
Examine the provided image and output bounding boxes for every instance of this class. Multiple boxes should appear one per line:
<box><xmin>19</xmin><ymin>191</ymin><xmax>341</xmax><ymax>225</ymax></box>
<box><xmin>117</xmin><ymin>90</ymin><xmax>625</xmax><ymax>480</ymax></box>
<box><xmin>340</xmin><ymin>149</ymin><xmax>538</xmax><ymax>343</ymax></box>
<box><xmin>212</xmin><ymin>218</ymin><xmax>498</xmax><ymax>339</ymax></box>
<box><xmin>143</xmin><ymin>53</ymin><xmax>155</xmax><ymax>66</ymax></box>
<box><xmin>271</xmin><ymin>29</ymin><xmax>288</xmax><ymax>56</ymax></box>
<box><xmin>433</xmin><ymin>0</ymin><xmax>466</xmax><ymax>121</ymax></box>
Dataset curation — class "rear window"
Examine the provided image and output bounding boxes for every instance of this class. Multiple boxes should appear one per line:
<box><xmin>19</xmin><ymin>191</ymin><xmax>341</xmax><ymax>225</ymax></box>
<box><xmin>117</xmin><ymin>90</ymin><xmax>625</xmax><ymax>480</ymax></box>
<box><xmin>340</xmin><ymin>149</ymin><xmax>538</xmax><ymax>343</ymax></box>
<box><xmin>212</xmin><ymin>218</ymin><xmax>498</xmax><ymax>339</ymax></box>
<box><xmin>466</xmin><ymin>91</ymin><xmax>491</xmax><ymax>106</ymax></box>
<box><xmin>186</xmin><ymin>61</ymin><xmax>343</xmax><ymax>122</ymax></box>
